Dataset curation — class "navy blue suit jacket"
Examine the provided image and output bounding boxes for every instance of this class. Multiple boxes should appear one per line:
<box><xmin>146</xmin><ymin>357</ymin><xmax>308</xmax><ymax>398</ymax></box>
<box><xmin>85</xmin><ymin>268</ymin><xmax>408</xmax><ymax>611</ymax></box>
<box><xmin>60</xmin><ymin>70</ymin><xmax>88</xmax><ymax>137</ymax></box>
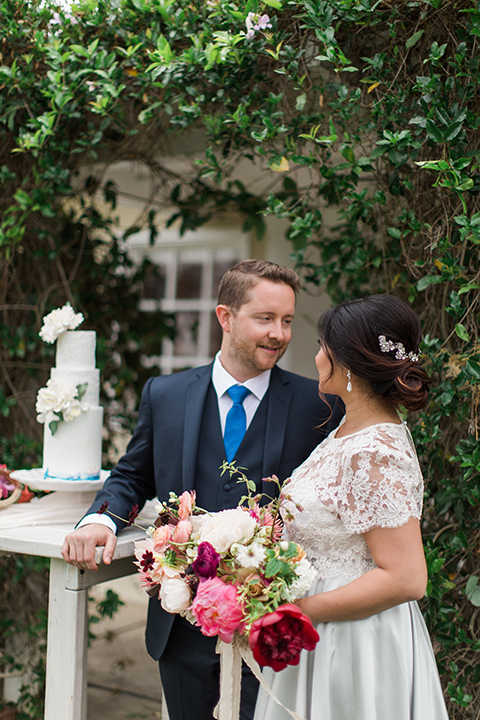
<box><xmin>87</xmin><ymin>362</ymin><xmax>343</xmax><ymax>659</ymax></box>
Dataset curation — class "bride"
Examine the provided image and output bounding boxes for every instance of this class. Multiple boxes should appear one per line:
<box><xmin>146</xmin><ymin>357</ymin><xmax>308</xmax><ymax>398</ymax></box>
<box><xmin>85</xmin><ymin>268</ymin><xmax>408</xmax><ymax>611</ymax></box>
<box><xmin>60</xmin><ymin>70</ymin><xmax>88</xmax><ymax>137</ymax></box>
<box><xmin>254</xmin><ymin>295</ymin><xmax>449</xmax><ymax>720</ymax></box>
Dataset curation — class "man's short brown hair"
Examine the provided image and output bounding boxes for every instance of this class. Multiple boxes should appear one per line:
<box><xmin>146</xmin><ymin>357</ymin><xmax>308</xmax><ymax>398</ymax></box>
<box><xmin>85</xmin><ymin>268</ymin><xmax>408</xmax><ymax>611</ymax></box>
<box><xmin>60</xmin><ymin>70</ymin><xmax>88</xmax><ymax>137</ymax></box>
<box><xmin>217</xmin><ymin>260</ymin><xmax>300</xmax><ymax>311</ymax></box>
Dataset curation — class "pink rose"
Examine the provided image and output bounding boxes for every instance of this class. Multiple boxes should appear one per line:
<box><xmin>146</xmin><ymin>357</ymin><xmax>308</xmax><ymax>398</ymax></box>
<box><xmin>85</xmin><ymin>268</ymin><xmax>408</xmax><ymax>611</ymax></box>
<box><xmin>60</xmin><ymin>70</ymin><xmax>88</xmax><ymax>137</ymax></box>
<box><xmin>191</xmin><ymin>577</ymin><xmax>245</xmax><ymax>643</ymax></box>
<box><xmin>172</xmin><ymin>519</ymin><xmax>192</xmax><ymax>544</ymax></box>
<box><xmin>248</xmin><ymin>604</ymin><xmax>319</xmax><ymax>671</ymax></box>
<box><xmin>178</xmin><ymin>490</ymin><xmax>195</xmax><ymax>520</ymax></box>
<box><xmin>153</xmin><ymin>525</ymin><xmax>173</xmax><ymax>551</ymax></box>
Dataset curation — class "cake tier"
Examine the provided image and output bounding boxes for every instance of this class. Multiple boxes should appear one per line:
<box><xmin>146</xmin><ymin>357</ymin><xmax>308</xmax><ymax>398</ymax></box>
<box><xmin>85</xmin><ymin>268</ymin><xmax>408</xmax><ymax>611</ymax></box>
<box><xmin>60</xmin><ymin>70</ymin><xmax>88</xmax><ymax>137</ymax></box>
<box><xmin>50</xmin><ymin>368</ymin><xmax>100</xmax><ymax>406</ymax></box>
<box><xmin>43</xmin><ymin>406</ymin><xmax>104</xmax><ymax>481</ymax></box>
<box><xmin>56</xmin><ymin>330</ymin><xmax>96</xmax><ymax>370</ymax></box>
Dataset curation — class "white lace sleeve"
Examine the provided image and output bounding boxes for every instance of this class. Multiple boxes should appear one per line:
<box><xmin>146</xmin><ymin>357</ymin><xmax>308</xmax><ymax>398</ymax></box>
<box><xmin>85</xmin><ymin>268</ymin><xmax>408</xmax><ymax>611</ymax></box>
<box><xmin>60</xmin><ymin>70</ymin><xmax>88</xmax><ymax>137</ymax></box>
<box><xmin>337</xmin><ymin>427</ymin><xmax>423</xmax><ymax>535</ymax></box>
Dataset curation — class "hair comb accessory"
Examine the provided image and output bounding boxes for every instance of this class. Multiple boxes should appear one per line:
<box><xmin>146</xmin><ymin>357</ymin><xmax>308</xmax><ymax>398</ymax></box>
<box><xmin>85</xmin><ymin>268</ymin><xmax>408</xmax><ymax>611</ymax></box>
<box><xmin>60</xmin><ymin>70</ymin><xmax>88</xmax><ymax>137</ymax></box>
<box><xmin>378</xmin><ymin>335</ymin><xmax>420</xmax><ymax>362</ymax></box>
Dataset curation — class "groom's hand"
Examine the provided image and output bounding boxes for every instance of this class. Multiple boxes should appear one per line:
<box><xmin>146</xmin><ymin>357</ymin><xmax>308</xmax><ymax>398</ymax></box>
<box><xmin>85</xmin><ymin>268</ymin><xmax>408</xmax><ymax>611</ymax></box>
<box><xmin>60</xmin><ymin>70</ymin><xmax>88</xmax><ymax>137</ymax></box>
<box><xmin>62</xmin><ymin>524</ymin><xmax>117</xmax><ymax>571</ymax></box>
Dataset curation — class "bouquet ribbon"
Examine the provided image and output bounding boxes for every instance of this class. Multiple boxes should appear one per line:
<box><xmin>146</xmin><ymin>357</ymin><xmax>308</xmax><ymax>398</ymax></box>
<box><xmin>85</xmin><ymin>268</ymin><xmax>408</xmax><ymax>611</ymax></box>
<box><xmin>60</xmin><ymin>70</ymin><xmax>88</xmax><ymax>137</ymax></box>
<box><xmin>214</xmin><ymin>639</ymin><xmax>305</xmax><ymax>720</ymax></box>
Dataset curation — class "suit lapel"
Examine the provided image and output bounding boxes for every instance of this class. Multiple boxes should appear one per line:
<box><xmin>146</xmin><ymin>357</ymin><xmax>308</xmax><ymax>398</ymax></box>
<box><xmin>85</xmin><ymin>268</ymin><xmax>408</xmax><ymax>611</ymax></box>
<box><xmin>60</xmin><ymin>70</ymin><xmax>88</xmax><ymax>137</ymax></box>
<box><xmin>182</xmin><ymin>364</ymin><xmax>213</xmax><ymax>492</ymax></box>
<box><xmin>262</xmin><ymin>366</ymin><xmax>292</xmax><ymax>484</ymax></box>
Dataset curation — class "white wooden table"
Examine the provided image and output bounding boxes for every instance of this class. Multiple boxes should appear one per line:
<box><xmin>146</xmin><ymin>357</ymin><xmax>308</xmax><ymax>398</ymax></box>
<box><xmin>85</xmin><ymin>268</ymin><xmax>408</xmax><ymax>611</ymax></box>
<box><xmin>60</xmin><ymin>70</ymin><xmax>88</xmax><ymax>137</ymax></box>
<box><xmin>0</xmin><ymin>503</ymin><xmax>150</xmax><ymax>720</ymax></box>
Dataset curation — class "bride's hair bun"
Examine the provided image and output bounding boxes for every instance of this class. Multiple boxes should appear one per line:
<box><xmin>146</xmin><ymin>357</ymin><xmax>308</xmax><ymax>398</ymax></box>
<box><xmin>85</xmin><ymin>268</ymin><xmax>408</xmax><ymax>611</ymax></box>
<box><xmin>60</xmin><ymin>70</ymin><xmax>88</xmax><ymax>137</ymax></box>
<box><xmin>384</xmin><ymin>365</ymin><xmax>430</xmax><ymax>412</ymax></box>
<box><xmin>318</xmin><ymin>295</ymin><xmax>432</xmax><ymax>411</ymax></box>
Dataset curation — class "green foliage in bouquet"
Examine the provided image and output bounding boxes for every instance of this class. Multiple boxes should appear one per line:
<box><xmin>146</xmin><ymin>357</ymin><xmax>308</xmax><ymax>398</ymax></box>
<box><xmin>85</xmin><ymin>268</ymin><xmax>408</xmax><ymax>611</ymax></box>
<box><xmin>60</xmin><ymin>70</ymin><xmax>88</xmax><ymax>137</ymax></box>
<box><xmin>1</xmin><ymin>0</ymin><xmax>480</xmax><ymax>716</ymax></box>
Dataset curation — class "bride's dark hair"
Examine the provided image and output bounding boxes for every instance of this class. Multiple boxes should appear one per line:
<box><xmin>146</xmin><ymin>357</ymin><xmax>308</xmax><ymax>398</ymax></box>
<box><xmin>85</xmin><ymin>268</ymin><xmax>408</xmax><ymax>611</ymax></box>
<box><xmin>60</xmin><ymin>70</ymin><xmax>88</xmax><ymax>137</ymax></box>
<box><xmin>318</xmin><ymin>295</ymin><xmax>432</xmax><ymax>411</ymax></box>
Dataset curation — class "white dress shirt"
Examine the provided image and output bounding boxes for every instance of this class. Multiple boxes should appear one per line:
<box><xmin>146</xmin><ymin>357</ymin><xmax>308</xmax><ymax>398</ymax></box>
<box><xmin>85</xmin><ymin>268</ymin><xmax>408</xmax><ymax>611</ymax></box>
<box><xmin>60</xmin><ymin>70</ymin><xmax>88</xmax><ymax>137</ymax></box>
<box><xmin>78</xmin><ymin>355</ymin><xmax>271</xmax><ymax>533</ymax></box>
<box><xmin>211</xmin><ymin>353</ymin><xmax>270</xmax><ymax>435</ymax></box>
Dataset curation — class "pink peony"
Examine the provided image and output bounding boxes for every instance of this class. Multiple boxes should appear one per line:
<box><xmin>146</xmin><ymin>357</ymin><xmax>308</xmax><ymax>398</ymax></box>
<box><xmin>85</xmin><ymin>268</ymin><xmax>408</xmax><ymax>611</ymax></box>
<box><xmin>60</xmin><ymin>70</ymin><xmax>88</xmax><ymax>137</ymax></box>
<box><xmin>172</xmin><ymin>519</ymin><xmax>192</xmax><ymax>544</ymax></box>
<box><xmin>153</xmin><ymin>525</ymin><xmax>173</xmax><ymax>551</ymax></box>
<box><xmin>178</xmin><ymin>490</ymin><xmax>195</xmax><ymax>520</ymax></box>
<box><xmin>248</xmin><ymin>604</ymin><xmax>319</xmax><ymax>671</ymax></box>
<box><xmin>191</xmin><ymin>577</ymin><xmax>245</xmax><ymax>643</ymax></box>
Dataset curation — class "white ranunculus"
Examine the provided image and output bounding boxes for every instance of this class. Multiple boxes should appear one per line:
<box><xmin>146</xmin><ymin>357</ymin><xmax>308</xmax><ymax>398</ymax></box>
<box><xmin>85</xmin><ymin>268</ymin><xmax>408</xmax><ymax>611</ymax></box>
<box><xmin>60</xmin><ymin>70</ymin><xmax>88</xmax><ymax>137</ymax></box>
<box><xmin>39</xmin><ymin>303</ymin><xmax>84</xmax><ymax>343</ymax></box>
<box><xmin>288</xmin><ymin>558</ymin><xmax>317</xmax><ymax>599</ymax></box>
<box><xmin>159</xmin><ymin>577</ymin><xmax>192</xmax><ymax>614</ymax></box>
<box><xmin>197</xmin><ymin>508</ymin><xmax>257</xmax><ymax>553</ymax></box>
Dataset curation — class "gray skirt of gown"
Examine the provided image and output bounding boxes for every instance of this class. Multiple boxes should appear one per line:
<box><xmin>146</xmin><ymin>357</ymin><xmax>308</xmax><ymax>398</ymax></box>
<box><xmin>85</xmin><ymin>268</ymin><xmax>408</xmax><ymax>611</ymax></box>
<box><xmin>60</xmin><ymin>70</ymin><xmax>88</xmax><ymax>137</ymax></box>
<box><xmin>254</xmin><ymin>576</ymin><xmax>450</xmax><ymax>720</ymax></box>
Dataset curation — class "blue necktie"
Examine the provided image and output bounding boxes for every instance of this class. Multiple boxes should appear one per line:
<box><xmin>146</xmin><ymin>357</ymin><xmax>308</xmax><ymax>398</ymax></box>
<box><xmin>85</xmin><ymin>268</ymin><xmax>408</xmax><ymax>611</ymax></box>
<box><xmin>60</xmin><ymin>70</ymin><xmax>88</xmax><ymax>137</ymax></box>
<box><xmin>224</xmin><ymin>386</ymin><xmax>250</xmax><ymax>462</ymax></box>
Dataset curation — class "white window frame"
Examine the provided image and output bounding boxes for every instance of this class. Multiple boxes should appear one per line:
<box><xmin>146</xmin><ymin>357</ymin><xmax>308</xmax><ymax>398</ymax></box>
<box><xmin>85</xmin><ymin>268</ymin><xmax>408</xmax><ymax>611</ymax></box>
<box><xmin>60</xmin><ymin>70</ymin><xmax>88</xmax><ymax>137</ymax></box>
<box><xmin>127</xmin><ymin>225</ymin><xmax>248</xmax><ymax>374</ymax></box>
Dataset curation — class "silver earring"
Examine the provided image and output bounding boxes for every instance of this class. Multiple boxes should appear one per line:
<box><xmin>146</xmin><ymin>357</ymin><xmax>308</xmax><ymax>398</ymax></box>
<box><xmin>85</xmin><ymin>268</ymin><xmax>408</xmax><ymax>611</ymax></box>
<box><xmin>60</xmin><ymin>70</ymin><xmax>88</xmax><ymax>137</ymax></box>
<box><xmin>346</xmin><ymin>370</ymin><xmax>352</xmax><ymax>393</ymax></box>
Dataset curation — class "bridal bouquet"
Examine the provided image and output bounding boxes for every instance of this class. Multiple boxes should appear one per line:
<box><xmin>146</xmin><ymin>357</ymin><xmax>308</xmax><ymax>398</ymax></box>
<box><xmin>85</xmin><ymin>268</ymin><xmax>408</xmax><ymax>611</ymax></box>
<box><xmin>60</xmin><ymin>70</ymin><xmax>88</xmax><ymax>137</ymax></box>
<box><xmin>120</xmin><ymin>465</ymin><xmax>319</xmax><ymax>671</ymax></box>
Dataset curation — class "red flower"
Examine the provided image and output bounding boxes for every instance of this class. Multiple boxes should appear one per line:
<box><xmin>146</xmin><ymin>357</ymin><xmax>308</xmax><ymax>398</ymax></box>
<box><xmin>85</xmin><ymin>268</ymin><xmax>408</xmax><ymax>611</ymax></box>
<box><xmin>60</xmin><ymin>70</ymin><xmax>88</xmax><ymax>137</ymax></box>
<box><xmin>140</xmin><ymin>550</ymin><xmax>155</xmax><ymax>572</ymax></box>
<box><xmin>191</xmin><ymin>541</ymin><xmax>220</xmax><ymax>580</ymax></box>
<box><xmin>98</xmin><ymin>500</ymin><xmax>109</xmax><ymax>514</ymax></box>
<box><xmin>248</xmin><ymin>604</ymin><xmax>319</xmax><ymax>672</ymax></box>
<box><xmin>127</xmin><ymin>504</ymin><xmax>140</xmax><ymax>527</ymax></box>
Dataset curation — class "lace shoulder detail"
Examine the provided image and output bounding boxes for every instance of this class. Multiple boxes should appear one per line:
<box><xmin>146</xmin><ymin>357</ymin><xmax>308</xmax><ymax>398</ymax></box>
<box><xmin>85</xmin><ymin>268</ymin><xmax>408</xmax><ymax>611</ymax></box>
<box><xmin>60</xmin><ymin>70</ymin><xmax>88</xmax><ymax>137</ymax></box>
<box><xmin>333</xmin><ymin>424</ymin><xmax>423</xmax><ymax>534</ymax></box>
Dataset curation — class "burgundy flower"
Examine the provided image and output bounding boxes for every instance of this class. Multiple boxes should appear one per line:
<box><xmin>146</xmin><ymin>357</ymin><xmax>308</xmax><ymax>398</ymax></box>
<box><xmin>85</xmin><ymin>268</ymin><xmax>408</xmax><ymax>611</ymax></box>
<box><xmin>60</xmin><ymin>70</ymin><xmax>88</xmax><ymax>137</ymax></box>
<box><xmin>191</xmin><ymin>541</ymin><xmax>221</xmax><ymax>580</ymax></box>
<box><xmin>248</xmin><ymin>604</ymin><xmax>319</xmax><ymax>671</ymax></box>
<box><xmin>140</xmin><ymin>550</ymin><xmax>155</xmax><ymax>572</ymax></box>
<box><xmin>98</xmin><ymin>500</ymin><xmax>109</xmax><ymax>515</ymax></box>
<box><xmin>127</xmin><ymin>504</ymin><xmax>140</xmax><ymax>527</ymax></box>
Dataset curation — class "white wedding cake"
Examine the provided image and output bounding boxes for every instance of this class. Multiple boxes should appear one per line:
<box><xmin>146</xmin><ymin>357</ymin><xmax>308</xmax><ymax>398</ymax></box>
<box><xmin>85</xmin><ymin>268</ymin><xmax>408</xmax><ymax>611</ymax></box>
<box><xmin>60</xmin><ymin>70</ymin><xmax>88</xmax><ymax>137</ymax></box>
<box><xmin>36</xmin><ymin>305</ymin><xmax>104</xmax><ymax>482</ymax></box>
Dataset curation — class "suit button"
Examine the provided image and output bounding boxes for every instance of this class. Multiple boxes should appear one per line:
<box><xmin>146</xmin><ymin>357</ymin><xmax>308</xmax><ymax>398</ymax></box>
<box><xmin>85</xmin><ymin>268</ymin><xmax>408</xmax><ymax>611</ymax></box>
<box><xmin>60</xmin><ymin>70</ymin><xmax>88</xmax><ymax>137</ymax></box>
<box><xmin>223</xmin><ymin>483</ymin><xmax>231</xmax><ymax>491</ymax></box>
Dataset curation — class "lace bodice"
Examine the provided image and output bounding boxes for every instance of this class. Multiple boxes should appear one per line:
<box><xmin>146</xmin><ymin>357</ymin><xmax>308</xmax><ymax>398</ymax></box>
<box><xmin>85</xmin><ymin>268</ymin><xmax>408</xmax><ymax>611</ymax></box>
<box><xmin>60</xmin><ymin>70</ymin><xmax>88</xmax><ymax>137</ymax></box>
<box><xmin>283</xmin><ymin>421</ymin><xmax>424</xmax><ymax>581</ymax></box>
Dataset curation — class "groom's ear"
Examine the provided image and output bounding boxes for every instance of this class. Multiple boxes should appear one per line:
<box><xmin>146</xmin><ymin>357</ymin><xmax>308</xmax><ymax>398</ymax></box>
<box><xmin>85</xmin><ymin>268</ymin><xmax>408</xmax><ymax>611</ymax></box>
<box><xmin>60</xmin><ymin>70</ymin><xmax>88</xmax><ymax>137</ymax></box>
<box><xmin>215</xmin><ymin>305</ymin><xmax>233</xmax><ymax>333</ymax></box>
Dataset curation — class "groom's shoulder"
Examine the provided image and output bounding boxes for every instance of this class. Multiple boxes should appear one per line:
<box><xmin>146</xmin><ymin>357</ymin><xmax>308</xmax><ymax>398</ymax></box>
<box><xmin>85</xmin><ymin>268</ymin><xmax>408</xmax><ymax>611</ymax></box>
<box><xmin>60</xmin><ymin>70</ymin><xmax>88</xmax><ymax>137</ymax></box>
<box><xmin>272</xmin><ymin>365</ymin><xmax>318</xmax><ymax>392</ymax></box>
<box><xmin>143</xmin><ymin>363</ymin><xmax>212</xmax><ymax>396</ymax></box>
<box><xmin>273</xmin><ymin>366</ymin><xmax>341</xmax><ymax>418</ymax></box>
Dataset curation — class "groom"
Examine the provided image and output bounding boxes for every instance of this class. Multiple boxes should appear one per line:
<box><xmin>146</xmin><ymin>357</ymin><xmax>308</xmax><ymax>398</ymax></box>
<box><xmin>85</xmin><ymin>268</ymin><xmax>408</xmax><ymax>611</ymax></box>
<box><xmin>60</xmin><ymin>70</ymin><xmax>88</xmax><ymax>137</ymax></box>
<box><xmin>62</xmin><ymin>259</ymin><xmax>343</xmax><ymax>720</ymax></box>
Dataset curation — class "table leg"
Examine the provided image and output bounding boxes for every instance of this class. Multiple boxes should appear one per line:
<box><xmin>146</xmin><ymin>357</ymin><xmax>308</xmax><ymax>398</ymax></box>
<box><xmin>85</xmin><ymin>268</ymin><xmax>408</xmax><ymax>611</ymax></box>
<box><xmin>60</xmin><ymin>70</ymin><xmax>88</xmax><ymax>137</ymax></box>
<box><xmin>44</xmin><ymin>558</ymin><xmax>87</xmax><ymax>720</ymax></box>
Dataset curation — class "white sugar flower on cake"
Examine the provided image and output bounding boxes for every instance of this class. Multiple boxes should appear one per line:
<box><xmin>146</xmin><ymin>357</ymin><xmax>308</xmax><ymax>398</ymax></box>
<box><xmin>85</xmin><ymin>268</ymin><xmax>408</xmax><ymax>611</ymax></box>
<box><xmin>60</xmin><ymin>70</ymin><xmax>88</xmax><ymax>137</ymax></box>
<box><xmin>36</xmin><ymin>378</ymin><xmax>89</xmax><ymax>435</ymax></box>
<box><xmin>39</xmin><ymin>302</ymin><xmax>84</xmax><ymax>343</ymax></box>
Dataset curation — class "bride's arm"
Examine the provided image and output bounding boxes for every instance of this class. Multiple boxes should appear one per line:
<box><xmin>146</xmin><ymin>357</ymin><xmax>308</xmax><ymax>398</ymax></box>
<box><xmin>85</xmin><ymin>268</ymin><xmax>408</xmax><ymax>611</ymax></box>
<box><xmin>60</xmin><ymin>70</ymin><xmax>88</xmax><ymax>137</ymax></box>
<box><xmin>295</xmin><ymin>516</ymin><xmax>428</xmax><ymax>624</ymax></box>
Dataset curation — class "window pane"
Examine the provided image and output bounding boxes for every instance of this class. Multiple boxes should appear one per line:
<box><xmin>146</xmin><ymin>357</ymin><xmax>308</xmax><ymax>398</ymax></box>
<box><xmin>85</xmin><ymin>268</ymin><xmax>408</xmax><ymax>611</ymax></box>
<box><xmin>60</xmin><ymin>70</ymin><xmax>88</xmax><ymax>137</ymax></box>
<box><xmin>209</xmin><ymin>311</ymin><xmax>222</xmax><ymax>356</ymax></box>
<box><xmin>173</xmin><ymin>311</ymin><xmax>200</xmax><ymax>356</ymax></box>
<box><xmin>142</xmin><ymin>263</ymin><xmax>166</xmax><ymax>299</ymax></box>
<box><xmin>177</xmin><ymin>263</ymin><xmax>202</xmax><ymax>299</ymax></box>
<box><xmin>212</xmin><ymin>259</ymin><xmax>234</xmax><ymax>296</ymax></box>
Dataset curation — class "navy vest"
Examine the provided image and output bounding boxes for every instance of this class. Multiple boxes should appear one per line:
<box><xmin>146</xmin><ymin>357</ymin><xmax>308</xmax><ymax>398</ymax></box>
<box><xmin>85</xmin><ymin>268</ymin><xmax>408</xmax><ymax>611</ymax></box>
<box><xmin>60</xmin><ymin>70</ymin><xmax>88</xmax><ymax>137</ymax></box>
<box><xmin>194</xmin><ymin>382</ymin><xmax>268</xmax><ymax>512</ymax></box>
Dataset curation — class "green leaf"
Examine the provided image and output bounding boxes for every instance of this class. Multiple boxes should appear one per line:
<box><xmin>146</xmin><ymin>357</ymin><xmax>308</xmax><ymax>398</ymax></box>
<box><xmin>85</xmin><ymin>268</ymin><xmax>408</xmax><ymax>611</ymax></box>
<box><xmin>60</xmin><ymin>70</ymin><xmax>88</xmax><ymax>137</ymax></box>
<box><xmin>466</xmin><ymin>576</ymin><xmax>480</xmax><ymax>606</ymax></box>
<box><xmin>49</xmin><ymin>420</ymin><xmax>59</xmax><ymax>436</ymax></box>
<box><xmin>70</xmin><ymin>45</ymin><xmax>90</xmax><ymax>57</ymax></box>
<box><xmin>340</xmin><ymin>146</ymin><xmax>355</xmax><ymax>163</ymax></box>
<box><xmin>458</xmin><ymin>283</ymin><xmax>479</xmax><ymax>294</ymax></box>
<box><xmin>445</xmin><ymin>122</ymin><xmax>463</xmax><ymax>142</ymax></box>
<box><xmin>430</xmin><ymin>557</ymin><xmax>445</xmax><ymax>573</ymax></box>
<box><xmin>455</xmin><ymin>323</ymin><xmax>470</xmax><ymax>342</ymax></box>
<box><xmin>466</xmin><ymin>360</ymin><xmax>480</xmax><ymax>380</ymax></box>
<box><xmin>76</xmin><ymin>383</ymin><xmax>88</xmax><ymax>400</ymax></box>
<box><xmin>406</xmin><ymin>30</ymin><xmax>425</xmax><ymax>49</ymax></box>
<box><xmin>417</xmin><ymin>275</ymin><xmax>443</xmax><ymax>291</ymax></box>
<box><xmin>425</xmin><ymin>120</ymin><xmax>444</xmax><ymax>144</ymax></box>
<box><xmin>295</xmin><ymin>93</ymin><xmax>306</xmax><ymax>112</ymax></box>
<box><xmin>263</xmin><ymin>0</ymin><xmax>282</xmax><ymax>7</ymax></box>
<box><xmin>264</xmin><ymin>558</ymin><xmax>284</xmax><ymax>578</ymax></box>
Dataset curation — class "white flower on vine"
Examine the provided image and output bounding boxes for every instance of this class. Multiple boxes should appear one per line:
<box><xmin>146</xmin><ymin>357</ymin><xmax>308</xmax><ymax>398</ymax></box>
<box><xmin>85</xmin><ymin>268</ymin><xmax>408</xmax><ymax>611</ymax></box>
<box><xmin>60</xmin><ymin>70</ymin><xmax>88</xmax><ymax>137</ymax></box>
<box><xmin>39</xmin><ymin>303</ymin><xmax>84</xmax><ymax>343</ymax></box>
<box><xmin>245</xmin><ymin>12</ymin><xmax>272</xmax><ymax>40</ymax></box>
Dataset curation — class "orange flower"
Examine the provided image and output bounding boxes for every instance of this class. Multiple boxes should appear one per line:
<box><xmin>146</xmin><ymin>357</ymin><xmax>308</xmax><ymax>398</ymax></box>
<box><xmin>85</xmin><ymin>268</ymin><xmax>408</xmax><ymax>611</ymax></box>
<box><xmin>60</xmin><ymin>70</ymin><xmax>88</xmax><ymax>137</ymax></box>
<box><xmin>172</xmin><ymin>519</ymin><xmax>192</xmax><ymax>544</ymax></box>
<box><xmin>153</xmin><ymin>525</ymin><xmax>173</xmax><ymax>551</ymax></box>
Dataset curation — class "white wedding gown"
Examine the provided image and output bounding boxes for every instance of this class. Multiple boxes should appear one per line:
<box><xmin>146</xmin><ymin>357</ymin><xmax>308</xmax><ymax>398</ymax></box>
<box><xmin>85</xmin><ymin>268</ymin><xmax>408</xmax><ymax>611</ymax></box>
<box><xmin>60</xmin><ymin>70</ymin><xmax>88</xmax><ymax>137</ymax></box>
<box><xmin>254</xmin><ymin>421</ymin><xmax>449</xmax><ymax>720</ymax></box>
